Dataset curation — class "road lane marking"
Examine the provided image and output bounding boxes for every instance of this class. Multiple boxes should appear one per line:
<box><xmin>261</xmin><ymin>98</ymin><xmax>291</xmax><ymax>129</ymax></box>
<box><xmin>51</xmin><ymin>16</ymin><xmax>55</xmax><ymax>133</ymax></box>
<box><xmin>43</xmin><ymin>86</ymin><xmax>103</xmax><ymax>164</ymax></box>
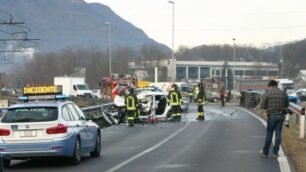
<box><xmin>237</xmin><ymin>107</ymin><xmax>291</xmax><ymax>172</ymax></box>
<box><xmin>105</xmin><ymin>121</ymin><xmax>191</xmax><ymax>172</ymax></box>
<box><xmin>155</xmin><ymin>164</ymin><xmax>191</xmax><ymax>169</ymax></box>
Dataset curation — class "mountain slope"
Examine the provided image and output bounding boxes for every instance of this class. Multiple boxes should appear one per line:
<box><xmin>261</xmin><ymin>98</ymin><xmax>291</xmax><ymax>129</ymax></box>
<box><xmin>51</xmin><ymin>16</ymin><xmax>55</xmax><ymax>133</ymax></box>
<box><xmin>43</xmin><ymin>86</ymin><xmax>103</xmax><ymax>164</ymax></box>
<box><xmin>0</xmin><ymin>0</ymin><xmax>169</xmax><ymax>52</ymax></box>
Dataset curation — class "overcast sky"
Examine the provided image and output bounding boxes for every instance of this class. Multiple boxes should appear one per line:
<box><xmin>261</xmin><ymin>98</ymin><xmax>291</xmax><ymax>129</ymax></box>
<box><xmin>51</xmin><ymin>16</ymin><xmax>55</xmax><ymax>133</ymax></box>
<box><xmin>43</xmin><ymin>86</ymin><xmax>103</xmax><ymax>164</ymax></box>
<box><xmin>85</xmin><ymin>0</ymin><xmax>306</xmax><ymax>49</ymax></box>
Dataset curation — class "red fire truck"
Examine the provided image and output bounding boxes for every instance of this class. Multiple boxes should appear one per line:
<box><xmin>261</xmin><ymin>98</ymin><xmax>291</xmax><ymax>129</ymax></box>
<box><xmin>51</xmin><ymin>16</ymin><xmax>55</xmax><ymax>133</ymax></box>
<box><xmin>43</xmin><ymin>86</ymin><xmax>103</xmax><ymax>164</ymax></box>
<box><xmin>102</xmin><ymin>74</ymin><xmax>137</xmax><ymax>100</ymax></box>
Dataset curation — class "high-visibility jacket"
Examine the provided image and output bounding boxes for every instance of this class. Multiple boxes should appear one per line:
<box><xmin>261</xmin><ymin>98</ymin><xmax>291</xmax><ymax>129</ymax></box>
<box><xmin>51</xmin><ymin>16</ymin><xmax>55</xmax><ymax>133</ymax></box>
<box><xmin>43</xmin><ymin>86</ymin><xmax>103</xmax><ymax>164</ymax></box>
<box><xmin>193</xmin><ymin>85</ymin><xmax>200</xmax><ymax>97</ymax></box>
<box><xmin>197</xmin><ymin>90</ymin><xmax>207</xmax><ymax>105</ymax></box>
<box><xmin>125</xmin><ymin>94</ymin><xmax>139</xmax><ymax>111</ymax></box>
<box><xmin>168</xmin><ymin>90</ymin><xmax>182</xmax><ymax>106</ymax></box>
<box><xmin>188</xmin><ymin>90</ymin><xmax>193</xmax><ymax>96</ymax></box>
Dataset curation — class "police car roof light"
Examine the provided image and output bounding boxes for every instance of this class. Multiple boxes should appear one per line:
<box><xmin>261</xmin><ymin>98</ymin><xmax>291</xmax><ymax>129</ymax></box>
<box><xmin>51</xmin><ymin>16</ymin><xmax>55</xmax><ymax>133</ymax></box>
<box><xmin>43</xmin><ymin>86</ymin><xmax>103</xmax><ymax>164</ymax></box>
<box><xmin>18</xmin><ymin>96</ymin><xmax>28</xmax><ymax>101</ymax></box>
<box><xmin>55</xmin><ymin>95</ymin><xmax>69</xmax><ymax>99</ymax></box>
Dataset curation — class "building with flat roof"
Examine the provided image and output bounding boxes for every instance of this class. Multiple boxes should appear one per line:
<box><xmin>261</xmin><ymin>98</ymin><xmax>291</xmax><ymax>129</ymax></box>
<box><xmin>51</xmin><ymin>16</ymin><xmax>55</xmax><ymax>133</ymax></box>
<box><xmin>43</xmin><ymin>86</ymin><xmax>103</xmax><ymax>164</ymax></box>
<box><xmin>175</xmin><ymin>60</ymin><xmax>278</xmax><ymax>82</ymax></box>
<box><xmin>128</xmin><ymin>59</ymin><xmax>279</xmax><ymax>83</ymax></box>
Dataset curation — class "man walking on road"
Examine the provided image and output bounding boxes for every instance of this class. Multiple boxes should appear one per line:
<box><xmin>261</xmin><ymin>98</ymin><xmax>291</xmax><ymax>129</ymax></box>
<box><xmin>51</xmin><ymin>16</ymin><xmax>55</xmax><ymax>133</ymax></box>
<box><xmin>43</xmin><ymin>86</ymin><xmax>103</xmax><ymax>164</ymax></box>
<box><xmin>218</xmin><ymin>79</ymin><xmax>225</xmax><ymax>107</ymax></box>
<box><xmin>259</xmin><ymin>80</ymin><xmax>289</xmax><ymax>158</ymax></box>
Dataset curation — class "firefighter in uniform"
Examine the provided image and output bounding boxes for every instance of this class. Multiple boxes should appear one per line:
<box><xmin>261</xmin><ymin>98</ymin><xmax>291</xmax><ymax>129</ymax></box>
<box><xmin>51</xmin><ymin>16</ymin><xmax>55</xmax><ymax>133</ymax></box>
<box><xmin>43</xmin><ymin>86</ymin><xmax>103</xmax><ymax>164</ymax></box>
<box><xmin>196</xmin><ymin>83</ymin><xmax>207</xmax><ymax>121</ymax></box>
<box><xmin>168</xmin><ymin>84</ymin><xmax>182</xmax><ymax>122</ymax></box>
<box><xmin>124</xmin><ymin>87</ymin><xmax>139</xmax><ymax>127</ymax></box>
<box><xmin>193</xmin><ymin>84</ymin><xmax>200</xmax><ymax>99</ymax></box>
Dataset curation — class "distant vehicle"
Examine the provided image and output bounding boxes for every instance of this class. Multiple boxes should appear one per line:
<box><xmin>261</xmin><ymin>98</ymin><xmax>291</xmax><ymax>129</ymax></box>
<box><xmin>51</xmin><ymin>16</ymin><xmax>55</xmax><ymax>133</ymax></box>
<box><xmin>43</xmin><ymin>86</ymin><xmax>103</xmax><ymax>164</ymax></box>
<box><xmin>92</xmin><ymin>89</ymin><xmax>103</xmax><ymax>99</ymax></box>
<box><xmin>205</xmin><ymin>90</ymin><xmax>219</xmax><ymax>102</ymax></box>
<box><xmin>0</xmin><ymin>86</ymin><xmax>101</xmax><ymax>167</ymax></box>
<box><xmin>276</xmin><ymin>78</ymin><xmax>294</xmax><ymax>93</ymax></box>
<box><xmin>102</xmin><ymin>74</ymin><xmax>137</xmax><ymax>100</ymax></box>
<box><xmin>54</xmin><ymin>76</ymin><xmax>92</xmax><ymax>97</ymax></box>
<box><xmin>289</xmin><ymin>89</ymin><xmax>306</xmax><ymax>102</ymax></box>
<box><xmin>1</xmin><ymin>88</ymin><xmax>16</xmax><ymax>96</ymax></box>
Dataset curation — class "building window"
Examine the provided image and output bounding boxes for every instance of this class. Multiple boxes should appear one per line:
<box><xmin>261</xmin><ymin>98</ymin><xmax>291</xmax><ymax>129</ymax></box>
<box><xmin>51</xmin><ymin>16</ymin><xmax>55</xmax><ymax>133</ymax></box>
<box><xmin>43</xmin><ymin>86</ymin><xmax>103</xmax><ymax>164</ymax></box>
<box><xmin>257</xmin><ymin>71</ymin><xmax>267</xmax><ymax>76</ymax></box>
<box><xmin>268</xmin><ymin>71</ymin><xmax>278</xmax><ymax>76</ymax></box>
<box><xmin>200</xmin><ymin>67</ymin><xmax>210</xmax><ymax>79</ymax></box>
<box><xmin>212</xmin><ymin>70</ymin><xmax>215</xmax><ymax>76</ymax></box>
<box><xmin>216</xmin><ymin>70</ymin><xmax>220</xmax><ymax>76</ymax></box>
<box><xmin>188</xmin><ymin>67</ymin><xmax>198</xmax><ymax>79</ymax></box>
<box><xmin>235</xmin><ymin>70</ymin><xmax>243</xmax><ymax>76</ymax></box>
<box><xmin>176</xmin><ymin>67</ymin><xmax>186</xmax><ymax>81</ymax></box>
<box><xmin>245</xmin><ymin>70</ymin><xmax>255</xmax><ymax>76</ymax></box>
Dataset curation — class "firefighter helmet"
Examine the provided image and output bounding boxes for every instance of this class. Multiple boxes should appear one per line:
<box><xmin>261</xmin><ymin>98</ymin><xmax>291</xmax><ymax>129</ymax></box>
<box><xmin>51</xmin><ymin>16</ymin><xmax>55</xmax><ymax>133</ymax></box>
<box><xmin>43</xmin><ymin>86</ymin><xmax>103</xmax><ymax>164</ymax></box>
<box><xmin>172</xmin><ymin>84</ymin><xmax>178</xmax><ymax>90</ymax></box>
<box><xmin>129</xmin><ymin>87</ymin><xmax>135</xmax><ymax>94</ymax></box>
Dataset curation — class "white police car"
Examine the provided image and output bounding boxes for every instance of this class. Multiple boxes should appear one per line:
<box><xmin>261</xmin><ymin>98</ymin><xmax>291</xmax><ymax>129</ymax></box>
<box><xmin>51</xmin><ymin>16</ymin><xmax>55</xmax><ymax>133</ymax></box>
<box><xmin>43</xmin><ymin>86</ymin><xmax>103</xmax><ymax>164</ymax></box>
<box><xmin>0</xmin><ymin>86</ymin><xmax>101</xmax><ymax>167</ymax></box>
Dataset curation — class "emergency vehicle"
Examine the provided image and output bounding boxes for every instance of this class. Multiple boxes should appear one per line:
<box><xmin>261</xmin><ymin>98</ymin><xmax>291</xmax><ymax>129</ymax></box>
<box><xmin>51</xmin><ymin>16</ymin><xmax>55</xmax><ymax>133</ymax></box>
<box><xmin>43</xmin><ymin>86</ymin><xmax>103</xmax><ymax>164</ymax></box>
<box><xmin>0</xmin><ymin>85</ymin><xmax>101</xmax><ymax>167</ymax></box>
<box><xmin>102</xmin><ymin>74</ymin><xmax>137</xmax><ymax>100</ymax></box>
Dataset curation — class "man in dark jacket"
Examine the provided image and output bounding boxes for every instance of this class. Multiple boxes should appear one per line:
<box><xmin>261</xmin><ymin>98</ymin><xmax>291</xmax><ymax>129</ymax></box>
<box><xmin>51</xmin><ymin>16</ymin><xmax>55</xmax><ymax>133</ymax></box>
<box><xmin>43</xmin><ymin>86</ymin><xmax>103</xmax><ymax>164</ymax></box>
<box><xmin>259</xmin><ymin>80</ymin><xmax>289</xmax><ymax>158</ymax></box>
<box><xmin>218</xmin><ymin>79</ymin><xmax>225</xmax><ymax>107</ymax></box>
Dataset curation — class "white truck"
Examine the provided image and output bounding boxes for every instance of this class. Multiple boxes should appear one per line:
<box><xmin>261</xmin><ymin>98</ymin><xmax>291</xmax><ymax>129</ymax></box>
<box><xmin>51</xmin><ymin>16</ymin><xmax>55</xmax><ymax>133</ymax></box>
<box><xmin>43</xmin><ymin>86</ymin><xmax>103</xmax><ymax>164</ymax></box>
<box><xmin>276</xmin><ymin>78</ymin><xmax>294</xmax><ymax>93</ymax></box>
<box><xmin>54</xmin><ymin>76</ymin><xmax>93</xmax><ymax>97</ymax></box>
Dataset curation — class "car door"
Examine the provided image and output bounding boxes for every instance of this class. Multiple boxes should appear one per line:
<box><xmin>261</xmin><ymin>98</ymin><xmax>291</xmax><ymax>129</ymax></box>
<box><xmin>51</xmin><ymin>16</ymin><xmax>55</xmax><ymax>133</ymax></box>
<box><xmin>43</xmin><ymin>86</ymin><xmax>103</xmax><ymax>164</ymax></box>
<box><xmin>71</xmin><ymin>103</ymin><xmax>97</xmax><ymax>149</ymax></box>
<box><xmin>66</xmin><ymin>104</ymin><xmax>89</xmax><ymax>151</ymax></box>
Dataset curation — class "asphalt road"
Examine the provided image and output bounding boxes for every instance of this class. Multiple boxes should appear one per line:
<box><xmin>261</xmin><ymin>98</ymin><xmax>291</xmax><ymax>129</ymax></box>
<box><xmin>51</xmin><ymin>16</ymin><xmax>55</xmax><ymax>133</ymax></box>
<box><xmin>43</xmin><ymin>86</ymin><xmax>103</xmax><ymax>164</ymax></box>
<box><xmin>5</xmin><ymin>104</ymin><xmax>287</xmax><ymax>172</ymax></box>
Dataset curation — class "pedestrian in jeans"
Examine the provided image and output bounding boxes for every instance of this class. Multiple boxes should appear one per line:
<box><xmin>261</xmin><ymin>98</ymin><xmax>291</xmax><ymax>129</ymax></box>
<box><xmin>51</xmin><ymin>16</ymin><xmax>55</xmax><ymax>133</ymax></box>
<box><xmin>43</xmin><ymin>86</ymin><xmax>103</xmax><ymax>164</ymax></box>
<box><xmin>218</xmin><ymin>79</ymin><xmax>225</xmax><ymax>107</ymax></box>
<box><xmin>259</xmin><ymin>80</ymin><xmax>289</xmax><ymax>158</ymax></box>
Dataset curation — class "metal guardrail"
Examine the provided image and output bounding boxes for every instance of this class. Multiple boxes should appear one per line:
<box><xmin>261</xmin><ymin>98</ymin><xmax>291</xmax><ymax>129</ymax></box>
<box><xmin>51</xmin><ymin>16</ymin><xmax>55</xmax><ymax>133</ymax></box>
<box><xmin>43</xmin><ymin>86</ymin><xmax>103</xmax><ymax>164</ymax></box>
<box><xmin>81</xmin><ymin>103</ymin><xmax>119</xmax><ymax>127</ymax></box>
<box><xmin>240</xmin><ymin>91</ymin><xmax>306</xmax><ymax>139</ymax></box>
<box><xmin>288</xmin><ymin>102</ymin><xmax>305</xmax><ymax>139</ymax></box>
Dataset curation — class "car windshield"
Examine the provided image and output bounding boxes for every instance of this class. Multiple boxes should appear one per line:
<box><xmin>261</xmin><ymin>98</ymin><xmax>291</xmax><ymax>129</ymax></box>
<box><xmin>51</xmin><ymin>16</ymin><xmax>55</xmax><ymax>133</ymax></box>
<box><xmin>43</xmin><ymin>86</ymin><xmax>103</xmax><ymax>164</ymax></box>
<box><xmin>76</xmin><ymin>84</ymin><xmax>89</xmax><ymax>90</ymax></box>
<box><xmin>1</xmin><ymin>107</ymin><xmax>58</xmax><ymax>123</ymax></box>
<box><xmin>283</xmin><ymin>83</ymin><xmax>294</xmax><ymax>90</ymax></box>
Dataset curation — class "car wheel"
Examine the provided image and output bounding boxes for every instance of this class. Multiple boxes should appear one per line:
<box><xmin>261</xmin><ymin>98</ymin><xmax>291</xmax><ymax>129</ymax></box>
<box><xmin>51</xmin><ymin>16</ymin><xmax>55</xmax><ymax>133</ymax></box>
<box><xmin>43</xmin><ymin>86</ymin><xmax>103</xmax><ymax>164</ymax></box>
<box><xmin>90</xmin><ymin>132</ymin><xmax>101</xmax><ymax>157</ymax></box>
<box><xmin>70</xmin><ymin>137</ymin><xmax>81</xmax><ymax>164</ymax></box>
<box><xmin>3</xmin><ymin>159</ymin><xmax>11</xmax><ymax>168</ymax></box>
<box><xmin>213</xmin><ymin>98</ymin><xmax>218</xmax><ymax>102</ymax></box>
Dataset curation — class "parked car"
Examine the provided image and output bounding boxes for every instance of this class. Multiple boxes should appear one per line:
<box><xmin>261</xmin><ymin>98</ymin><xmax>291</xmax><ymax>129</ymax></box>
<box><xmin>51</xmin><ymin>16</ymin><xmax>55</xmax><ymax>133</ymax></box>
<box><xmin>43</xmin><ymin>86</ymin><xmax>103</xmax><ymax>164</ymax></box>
<box><xmin>92</xmin><ymin>89</ymin><xmax>103</xmax><ymax>99</ymax></box>
<box><xmin>0</xmin><ymin>100</ymin><xmax>101</xmax><ymax>167</ymax></box>
<box><xmin>205</xmin><ymin>91</ymin><xmax>219</xmax><ymax>102</ymax></box>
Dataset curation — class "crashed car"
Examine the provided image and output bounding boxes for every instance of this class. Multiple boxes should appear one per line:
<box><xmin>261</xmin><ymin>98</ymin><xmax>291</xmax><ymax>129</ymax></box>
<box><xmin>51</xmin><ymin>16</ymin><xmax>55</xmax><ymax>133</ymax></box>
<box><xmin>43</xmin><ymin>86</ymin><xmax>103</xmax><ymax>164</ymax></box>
<box><xmin>137</xmin><ymin>91</ymin><xmax>171</xmax><ymax>122</ymax></box>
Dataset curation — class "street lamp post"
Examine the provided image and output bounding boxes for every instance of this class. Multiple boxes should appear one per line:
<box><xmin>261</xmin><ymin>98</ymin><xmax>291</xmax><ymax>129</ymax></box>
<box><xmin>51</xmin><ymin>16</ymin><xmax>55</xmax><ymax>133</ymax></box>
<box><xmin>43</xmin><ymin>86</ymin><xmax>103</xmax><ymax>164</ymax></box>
<box><xmin>105</xmin><ymin>22</ymin><xmax>112</xmax><ymax>76</ymax></box>
<box><xmin>233</xmin><ymin>38</ymin><xmax>236</xmax><ymax>92</ymax></box>
<box><xmin>169</xmin><ymin>0</ymin><xmax>175</xmax><ymax>81</ymax></box>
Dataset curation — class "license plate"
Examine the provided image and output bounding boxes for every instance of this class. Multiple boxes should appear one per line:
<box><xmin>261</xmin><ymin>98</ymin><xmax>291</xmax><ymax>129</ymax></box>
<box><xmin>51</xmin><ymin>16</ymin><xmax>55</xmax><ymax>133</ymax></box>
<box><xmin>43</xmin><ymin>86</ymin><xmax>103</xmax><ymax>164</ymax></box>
<box><xmin>20</xmin><ymin>130</ymin><xmax>37</xmax><ymax>137</ymax></box>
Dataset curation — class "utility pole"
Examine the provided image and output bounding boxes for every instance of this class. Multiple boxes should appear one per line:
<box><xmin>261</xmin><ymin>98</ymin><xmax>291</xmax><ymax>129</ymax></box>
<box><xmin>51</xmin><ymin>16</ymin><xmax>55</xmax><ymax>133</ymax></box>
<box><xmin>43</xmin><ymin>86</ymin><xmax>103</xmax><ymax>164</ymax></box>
<box><xmin>105</xmin><ymin>22</ymin><xmax>112</xmax><ymax>76</ymax></box>
<box><xmin>233</xmin><ymin>38</ymin><xmax>236</xmax><ymax>92</ymax></box>
<box><xmin>169</xmin><ymin>0</ymin><xmax>175</xmax><ymax>81</ymax></box>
